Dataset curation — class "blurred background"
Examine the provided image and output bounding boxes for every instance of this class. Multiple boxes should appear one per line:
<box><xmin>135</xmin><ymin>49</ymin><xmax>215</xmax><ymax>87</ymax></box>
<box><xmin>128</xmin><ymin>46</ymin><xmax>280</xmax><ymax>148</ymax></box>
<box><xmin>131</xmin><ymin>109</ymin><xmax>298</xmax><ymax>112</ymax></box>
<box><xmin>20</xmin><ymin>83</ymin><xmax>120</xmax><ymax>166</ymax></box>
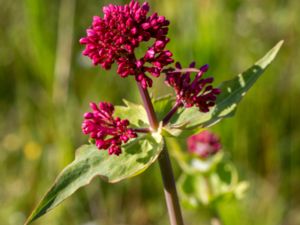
<box><xmin>0</xmin><ymin>0</ymin><xmax>299</xmax><ymax>224</ymax></box>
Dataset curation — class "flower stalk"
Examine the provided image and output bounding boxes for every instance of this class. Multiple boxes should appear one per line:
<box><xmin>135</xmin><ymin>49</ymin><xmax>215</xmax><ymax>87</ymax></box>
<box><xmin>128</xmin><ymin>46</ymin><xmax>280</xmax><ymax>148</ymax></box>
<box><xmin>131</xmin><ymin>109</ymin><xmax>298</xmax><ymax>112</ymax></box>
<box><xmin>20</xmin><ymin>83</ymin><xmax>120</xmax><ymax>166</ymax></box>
<box><xmin>158</xmin><ymin>146</ymin><xmax>185</xmax><ymax>225</ymax></box>
<box><xmin>136</xmin><ymin>82</ymin><xmax>184</xmax><ymax>225</ymax></box>
<box><xmin>132</xmin><ymin>128</ymin><xmax>151</xmax><ymax>133</ymax></box>
<box><xmin>162</xmin><ymin>101</ymin><xmax>183</xmax><ymax>126</ymax></box>
<box><xmin>137</xmin><ymin>82</ymin><xmax>159</xmax><ymax>130</ymax></box>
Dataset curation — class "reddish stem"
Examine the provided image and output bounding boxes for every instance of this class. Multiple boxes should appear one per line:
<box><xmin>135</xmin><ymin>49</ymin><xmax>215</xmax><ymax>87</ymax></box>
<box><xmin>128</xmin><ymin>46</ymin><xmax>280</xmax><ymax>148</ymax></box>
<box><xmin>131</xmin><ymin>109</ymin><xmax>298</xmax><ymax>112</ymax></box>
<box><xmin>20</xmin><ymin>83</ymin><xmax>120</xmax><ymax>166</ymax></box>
<box><xmin>174</xmin><ymin>68</ymin><xmax>201</xmax><ymax>73</ymax></box>
<box><xmin>162</xmin><ymin>101</ymin><xmax>183</xmax><ymax>126</ymax></box>
<box><xmin>132</xmin><ymin>128</ymin><xmax>151</xmax><ymax>133</ymax></box>
<box><xmin>137</xmin><ymin>82</ymin><xmax>159</xmax><ymax>130</ymax></box>
<box><xmin>136</xmin><ymin>81</ymin><xmax>185</xmax><ymax>225</ymax></box>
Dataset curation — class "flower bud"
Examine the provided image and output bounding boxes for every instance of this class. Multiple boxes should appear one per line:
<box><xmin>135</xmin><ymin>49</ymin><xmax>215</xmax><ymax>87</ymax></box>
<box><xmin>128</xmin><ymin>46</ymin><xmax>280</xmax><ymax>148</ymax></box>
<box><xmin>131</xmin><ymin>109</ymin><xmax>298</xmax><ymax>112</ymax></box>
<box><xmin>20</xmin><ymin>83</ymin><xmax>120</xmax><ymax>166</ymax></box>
<box><xmin>187</xmin><ymin>130</ymin><xmax>222</xmax><ymax>158</ymax></box>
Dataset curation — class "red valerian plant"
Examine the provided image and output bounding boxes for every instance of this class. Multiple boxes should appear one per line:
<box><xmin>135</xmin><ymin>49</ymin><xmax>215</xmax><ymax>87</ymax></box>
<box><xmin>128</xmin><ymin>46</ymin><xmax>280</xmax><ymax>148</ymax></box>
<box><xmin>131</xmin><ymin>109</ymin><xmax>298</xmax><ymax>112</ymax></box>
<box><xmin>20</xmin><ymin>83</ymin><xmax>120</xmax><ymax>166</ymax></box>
<box><xmin>165</xmin><ymin>63</ymin><xmax>221</xmax><ymax>112</ymax></box>
<box><xmin>25</xmin><ymin>1</ymin><xmax>282</xmax><ymax>225</ymax></box>
<box><xmin>79</xmin><ymin>0</ymin><xmax>220</xmax><ymax>158</ymax></box>
<box><xmin>187</xmin><ymin>130</ymin><xmax>221</xmax><ymax>158</ymax></box>
<box><xmin>178</xmin><ymin>131</ymin><xmax>248</xmax><ymax>223</ymax></box>
<box><xmin>79</xmin><ymin>0</ymin><xmax>173</xmax><ymax>88</ymax></box>
<box><xmin>82</xmin><ymin>102</ymin><xmax>137</xmax><ymax>155</ymax></box>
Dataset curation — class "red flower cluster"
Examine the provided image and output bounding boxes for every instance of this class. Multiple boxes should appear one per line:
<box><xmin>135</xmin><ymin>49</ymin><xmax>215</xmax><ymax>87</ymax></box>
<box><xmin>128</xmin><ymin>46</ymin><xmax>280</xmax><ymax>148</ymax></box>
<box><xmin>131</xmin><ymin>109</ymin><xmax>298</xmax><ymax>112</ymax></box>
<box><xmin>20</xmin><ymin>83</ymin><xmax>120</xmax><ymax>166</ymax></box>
<box><xmin>165</xmin><ymin>62</ymin><xmax>221</xmax><ymax>112</ymax></box>
<box><xmin>80</xmin><ymin>0</ymin><xmax>173</xmax><ymax>88</ymax></box>
<box><xmin>187</xmin><ymin>130</ymin><xmax>221</xmax><ymax>158</ymax></box>
<box><xmin>82</xmin><ymin>102</ymin><xmax>137</xmax><ymax>155</ymax></box>
<box><xmin>80</xmin><ymin>2</ymin><xmax>222</xmax><ymax>155</ymax></box>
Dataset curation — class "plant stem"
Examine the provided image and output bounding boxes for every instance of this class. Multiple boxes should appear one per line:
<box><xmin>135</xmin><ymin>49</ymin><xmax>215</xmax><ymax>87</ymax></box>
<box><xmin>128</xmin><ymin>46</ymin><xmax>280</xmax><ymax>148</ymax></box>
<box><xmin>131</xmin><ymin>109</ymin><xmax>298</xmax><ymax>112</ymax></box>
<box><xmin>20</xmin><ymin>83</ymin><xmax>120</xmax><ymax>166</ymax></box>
<box><xmin>162</xmin><ymin>102</ymin><xmax>183</xmax><ymax>126</ymax></box>
<box><xmin>158</xmin><ymin>145</ymin><xmax>185</xmax><ymax>225</ymax></box>
<box><xmin>136</xmin><ymin>82</ymin><xmax>185</xmax><ymax>225</ymax></box>
<box><xmin>137</xmin><ymin>82</ymin><xmax>158</xmax><ymax>130</ymax></box>
<box><xmin>132</xmin><ymin>128</ymin><xmax>151</xmax><ymax>133</ymax></box>
<box><xmin>174</xmin><ymin>68</ymin><xmax>201</xmax><ymax>73</ymax></box>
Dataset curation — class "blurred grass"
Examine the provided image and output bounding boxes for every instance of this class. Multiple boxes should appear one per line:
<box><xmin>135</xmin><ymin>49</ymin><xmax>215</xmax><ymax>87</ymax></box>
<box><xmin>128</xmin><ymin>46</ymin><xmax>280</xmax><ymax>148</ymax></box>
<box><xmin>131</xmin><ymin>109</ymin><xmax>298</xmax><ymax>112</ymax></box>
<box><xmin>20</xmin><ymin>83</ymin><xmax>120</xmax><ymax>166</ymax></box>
<box><xmin>0</xmin><ymin>0</ymin><xmax>299</xmax><ymax>224</ymax></box>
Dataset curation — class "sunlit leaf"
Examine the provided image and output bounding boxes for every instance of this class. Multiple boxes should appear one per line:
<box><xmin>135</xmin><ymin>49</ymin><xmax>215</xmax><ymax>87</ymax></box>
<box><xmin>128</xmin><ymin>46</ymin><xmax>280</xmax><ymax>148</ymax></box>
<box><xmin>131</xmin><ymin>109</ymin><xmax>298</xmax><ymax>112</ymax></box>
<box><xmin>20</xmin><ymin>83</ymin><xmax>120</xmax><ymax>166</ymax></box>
<box><xmin>115</xmin><ymin>99</ymin><xmax>148</xmax><ymax>127</ymax></box>
<box><xmin>153</xmin><ymin>95</ymin><xmax>204</xmax><ymax>138</ymax></box>
<box><xmin>168</xmin><ymin>41</ymin><xmax>283</xmax><ymax>132</ymax></box>
<box><xmin>25</xmin><ymin>133</ymin><xmax>164</xmax><ymax>224</ymax></box>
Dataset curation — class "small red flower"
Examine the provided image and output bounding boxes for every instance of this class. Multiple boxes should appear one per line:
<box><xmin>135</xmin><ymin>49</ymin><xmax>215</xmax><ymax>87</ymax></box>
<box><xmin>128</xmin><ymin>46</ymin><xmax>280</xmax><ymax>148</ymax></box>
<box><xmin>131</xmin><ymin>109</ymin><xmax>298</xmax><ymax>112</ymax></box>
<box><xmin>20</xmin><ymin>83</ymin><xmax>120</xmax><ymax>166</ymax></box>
<box><xmin>187</xmin><ymin>130</ymin><xmax>222</xmax><ymax>158</ymax></box>
<box><xmin>165</xmin><ymin>62</ymin><xmax>221</xmax><ymax>112</ymax></box>
<box><xmin>82</xmin><ymin>102</ymin><xmax>137</xmax><ymax>155</ymax></box>
<box><xmin>80</xmin><ymin>0</ymin><xmax>173</xmax><ymax>88</ymax></box>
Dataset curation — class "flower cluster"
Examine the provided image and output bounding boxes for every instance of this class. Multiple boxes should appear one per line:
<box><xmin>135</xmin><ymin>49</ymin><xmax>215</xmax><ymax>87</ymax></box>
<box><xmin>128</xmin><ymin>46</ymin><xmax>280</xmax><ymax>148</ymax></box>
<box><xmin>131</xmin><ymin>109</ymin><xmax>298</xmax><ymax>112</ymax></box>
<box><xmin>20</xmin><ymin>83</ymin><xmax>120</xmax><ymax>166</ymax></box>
<box><xmin>80</xmin><ymin>1</ymin><xmax>221</xmax><ymax>156</ymax></box>
<box><xmin>165</xmin><ymin>62</ymin><xmax>221</xmax><ymax>112</ymax></box>
<box><xmin>187</xmin><ymin>130</ymin><xmax>221</xmax><ymax>158</ymax></box>
<box><xmin>80</xmin><ymin>0</ymin><xmax>173</xmax><ymax>88</ymax></box>
<box><xmin>82</xmin><ymin>102</ymin><xmax>137</xmax><ymax>155</ymax></box>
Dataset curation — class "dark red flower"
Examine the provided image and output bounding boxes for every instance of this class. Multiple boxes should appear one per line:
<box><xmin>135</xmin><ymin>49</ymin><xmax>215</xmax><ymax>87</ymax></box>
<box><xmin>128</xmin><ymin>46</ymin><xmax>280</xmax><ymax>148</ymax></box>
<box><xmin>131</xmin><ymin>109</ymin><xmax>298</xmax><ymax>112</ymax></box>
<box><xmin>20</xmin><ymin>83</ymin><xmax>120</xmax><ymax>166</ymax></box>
<box><xmin>80</xmin><ymin>0</ymin><xmax>173</xmax><ymax>88</ymax></box>
<box><xmin>165</xmin><ymin>62</ymin><xmax>221</xmax><ymax>112</ymax></box>
<box><xmin>187</xmin><ymin>130</ymin><xmax>221</xmax><ymax>158</ymax></box>
<box><xmin>82</xmin><ymin>102</ymin><xmax>137</xmax><ymax>155</ymax></box>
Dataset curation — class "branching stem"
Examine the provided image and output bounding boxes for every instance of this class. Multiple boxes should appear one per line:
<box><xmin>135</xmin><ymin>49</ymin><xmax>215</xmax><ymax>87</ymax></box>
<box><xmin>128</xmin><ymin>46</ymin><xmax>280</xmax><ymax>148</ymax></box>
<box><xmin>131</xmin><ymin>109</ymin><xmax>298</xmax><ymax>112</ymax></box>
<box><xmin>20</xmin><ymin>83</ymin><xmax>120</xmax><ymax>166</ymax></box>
<box><xmin>136</xmin><ymin>82</ymin><xmax>185</xmax><ymax>225</ymax></box>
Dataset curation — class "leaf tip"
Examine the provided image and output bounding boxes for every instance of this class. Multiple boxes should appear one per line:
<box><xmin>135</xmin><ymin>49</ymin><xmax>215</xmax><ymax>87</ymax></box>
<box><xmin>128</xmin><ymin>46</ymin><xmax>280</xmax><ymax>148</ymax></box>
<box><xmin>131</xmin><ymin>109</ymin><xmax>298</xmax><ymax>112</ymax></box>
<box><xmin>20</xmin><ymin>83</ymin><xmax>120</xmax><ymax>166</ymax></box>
<box><xmin>273</xmin><ymin>40</ymin><xmax>284</xmax><ymax>54</ymax></box>
<box><xmin>274</xmin><ymin>40</ymin><xmax>284</xmax><ymax>54</ymax></box>
<box><xmin>255</xmin><ymin>40</ymin><xmax>284</xmax><ymax>69</ymax></box>
<box><xmin>278</xmin><ymin>39</ymin><xmax>284</xmax><ymax>47</ymax></box>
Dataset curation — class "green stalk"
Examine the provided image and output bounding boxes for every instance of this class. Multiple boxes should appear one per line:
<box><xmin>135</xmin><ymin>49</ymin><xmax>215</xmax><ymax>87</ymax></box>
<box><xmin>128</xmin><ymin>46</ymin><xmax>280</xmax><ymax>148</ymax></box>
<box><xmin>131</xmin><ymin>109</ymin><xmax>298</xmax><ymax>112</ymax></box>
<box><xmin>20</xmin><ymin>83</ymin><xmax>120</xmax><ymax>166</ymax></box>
<box><xmin>204</xmin><ymin>176</ymin><xmax>223</xmax><ymax>225</ymax></box>
<box><xmin>137</xmin><ymin>82</ymin><xmax>185</xmax><ymax>225</ymax></box>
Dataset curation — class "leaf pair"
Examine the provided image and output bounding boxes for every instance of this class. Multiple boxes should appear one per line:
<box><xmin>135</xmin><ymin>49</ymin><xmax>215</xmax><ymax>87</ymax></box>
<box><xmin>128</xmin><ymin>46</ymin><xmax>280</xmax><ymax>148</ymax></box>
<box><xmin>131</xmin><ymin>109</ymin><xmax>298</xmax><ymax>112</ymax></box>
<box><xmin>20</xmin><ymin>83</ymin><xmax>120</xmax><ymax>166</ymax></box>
<box><xmin>25</xmin><ymin>41</ymin><xmax>283</xmax><ymax>224</ymax></box>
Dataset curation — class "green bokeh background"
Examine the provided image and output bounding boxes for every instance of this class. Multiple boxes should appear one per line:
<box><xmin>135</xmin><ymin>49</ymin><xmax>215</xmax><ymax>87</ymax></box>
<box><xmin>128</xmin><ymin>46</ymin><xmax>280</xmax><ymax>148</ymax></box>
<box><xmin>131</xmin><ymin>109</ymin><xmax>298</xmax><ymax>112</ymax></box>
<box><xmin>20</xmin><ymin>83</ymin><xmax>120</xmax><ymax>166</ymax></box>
<box><xmin>0</xmin><ymin>0</ymin><xmax>299</xmax><ymax>224</ymax></box>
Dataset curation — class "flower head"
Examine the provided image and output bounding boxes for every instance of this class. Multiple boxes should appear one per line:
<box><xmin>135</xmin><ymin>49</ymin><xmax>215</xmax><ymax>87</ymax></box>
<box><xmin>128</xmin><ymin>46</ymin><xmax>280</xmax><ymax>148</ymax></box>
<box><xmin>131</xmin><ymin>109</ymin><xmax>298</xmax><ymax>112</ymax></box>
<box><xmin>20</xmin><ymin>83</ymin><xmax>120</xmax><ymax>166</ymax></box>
<box><xmin>80</xmin><ymin>0</ymin><xmax>173</xmax><ymax>88</ymax></box>
<box><xmin>82</xmin><ymin>102</ymin><xmax>137</xmax><ymax>155</ymax></box>
<box><xmin>187</xmin><ymin>130</ymin><xmax>221</xmax><ymax>158</ymax></box>
<box><xmin>165</xmin><ymin>62</ymin><xmax>221</xmax><ymax>112</ymax></box>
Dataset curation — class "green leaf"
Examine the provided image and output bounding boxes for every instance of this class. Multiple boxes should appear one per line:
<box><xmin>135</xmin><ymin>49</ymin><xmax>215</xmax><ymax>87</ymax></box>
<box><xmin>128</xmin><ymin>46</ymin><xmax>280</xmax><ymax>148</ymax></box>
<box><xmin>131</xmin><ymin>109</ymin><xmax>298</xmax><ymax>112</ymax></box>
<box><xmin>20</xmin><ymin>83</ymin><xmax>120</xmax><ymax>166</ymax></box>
<box><xmin>169</xmin><ymin>41</ymin><xmax>283</xmax><ymax>131</ymax></box>
<box><xmin>153</xmin><ymin>95</ymin><xmax>202</xmax><ymax>138</ymax></box>
<box><xmin>25</xmin><ymin>133</ymin><xmax>163</xmax><ymax>224</ymax></box>
<box><xmin>114</xmin><ymin>99</ymin><xmax>148</xmax><ymax>127</ymax></box>
<box><xmin>152</xmin><ymin>94</ymin><xmax>174</xmax><ymax>121</ymax></box>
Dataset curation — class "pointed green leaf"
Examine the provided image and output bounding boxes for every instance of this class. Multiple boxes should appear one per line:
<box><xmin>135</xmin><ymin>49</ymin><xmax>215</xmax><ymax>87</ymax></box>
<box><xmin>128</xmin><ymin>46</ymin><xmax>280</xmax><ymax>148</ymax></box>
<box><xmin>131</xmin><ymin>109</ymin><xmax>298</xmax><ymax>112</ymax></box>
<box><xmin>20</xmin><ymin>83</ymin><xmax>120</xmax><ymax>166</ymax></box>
<box><xmin>168</xmin><ymin>40</ymin><xmax>283</xmax><ymax>131</ymax></box>
<box><xmin>25</xmin><ymin>133</ymin><xmax>163</xmax><ymax>224</ymax></box>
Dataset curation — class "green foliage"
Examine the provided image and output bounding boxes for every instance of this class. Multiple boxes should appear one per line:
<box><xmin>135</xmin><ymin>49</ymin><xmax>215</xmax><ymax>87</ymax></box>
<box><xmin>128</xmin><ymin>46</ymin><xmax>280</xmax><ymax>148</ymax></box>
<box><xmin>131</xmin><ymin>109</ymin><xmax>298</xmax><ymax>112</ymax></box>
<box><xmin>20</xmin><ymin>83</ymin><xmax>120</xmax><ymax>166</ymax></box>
<box><xmin>25</xmin><ymin>41</ymin><xmax>282</xmax><ymax>224</ymax></box>
<box><xmin>25</xmin><ymin>133</ymin><xmax>164</xmax><ymax>224</ymax></box>
<box><xmin>115</xmin><ymin>100</ymin><xmax>148</xmax><ymax>128</ymax></box>
<box><xmin>2</xmin><ymin>0</ymin><xmax>298</xmax><ymax>224</ymax></box>
<box><xmin>163</xmin><ymin>41</ymin><xmax>283</xmax><ymax>136</ymax></box>
<box><xmin>177</xmin><ymin>153</ymin><xmax>248</xmax><ymax>208</ymax></box>
<box><xmin>152</xmin><ymin>95</ymin><xmax>174</xmax><ymax>121</ymax></box>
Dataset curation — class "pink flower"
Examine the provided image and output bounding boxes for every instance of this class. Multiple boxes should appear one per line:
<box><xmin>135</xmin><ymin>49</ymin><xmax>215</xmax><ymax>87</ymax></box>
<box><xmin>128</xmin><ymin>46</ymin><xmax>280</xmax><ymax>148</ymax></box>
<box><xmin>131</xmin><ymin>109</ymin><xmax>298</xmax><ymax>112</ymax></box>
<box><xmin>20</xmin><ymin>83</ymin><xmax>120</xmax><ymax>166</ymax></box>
<box><xmin>165</xmin><ymin>62</ymin><xmax>221</xmax><ymax>112</ymax></box>
<box><xmin>187</xmin><ymin>130</ymin><xmax>222</xmax><ymax>158</ymax></box>
<box><xmin>80</xmin><ymin>0</ymin><xmax>173</xmax><ymax>88</ymax></box>
<box><xmin>82</xmin><ymin>102</ymin><xmax>137</xmax><ymax>155</ymax></box>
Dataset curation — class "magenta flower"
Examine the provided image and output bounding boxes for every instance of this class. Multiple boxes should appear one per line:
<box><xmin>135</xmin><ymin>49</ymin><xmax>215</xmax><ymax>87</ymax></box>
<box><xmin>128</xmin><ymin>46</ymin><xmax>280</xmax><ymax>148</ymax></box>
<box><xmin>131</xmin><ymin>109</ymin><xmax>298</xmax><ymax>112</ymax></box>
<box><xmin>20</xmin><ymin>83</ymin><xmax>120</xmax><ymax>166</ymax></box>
<box><xmin>187</xmin><ymin>130</ymin><xmax>222</xmax><ymax>158</ymax></box>
<box><xmin>165</xmin><ymin>62</ymin><xmax>221</xmax><ymax>112</ymax></box>
<box><xmin>82</xmin><ymin>102</ymin><xmax>137</xmax><ymax>155</ymax></box>
<box><xmin>80</xmin><ymin>0</ymin><xmax>173</xmax><ymax>88</ymax></box>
